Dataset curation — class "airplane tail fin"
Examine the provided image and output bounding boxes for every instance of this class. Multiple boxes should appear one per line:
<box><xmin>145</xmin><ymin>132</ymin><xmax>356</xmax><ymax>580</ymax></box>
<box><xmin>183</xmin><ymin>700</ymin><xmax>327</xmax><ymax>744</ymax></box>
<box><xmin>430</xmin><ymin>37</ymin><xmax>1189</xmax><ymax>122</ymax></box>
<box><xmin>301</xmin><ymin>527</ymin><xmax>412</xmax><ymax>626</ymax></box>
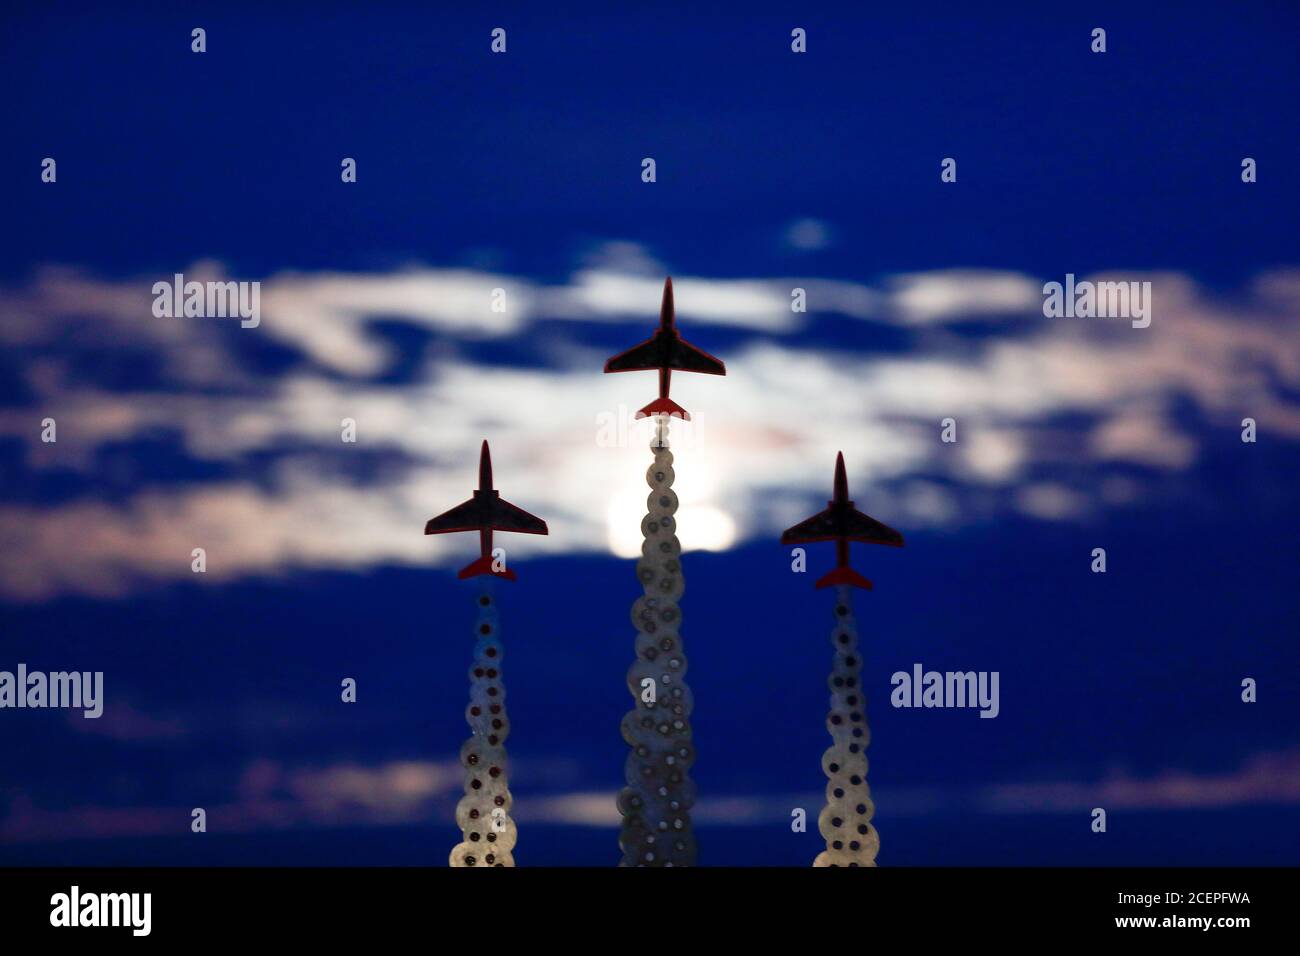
<box><xmin>457</xmin><ymin>555</ymin><xmax>517</xmax><ymax>582</ymax></box>
<box><xmin>637</xmin><ymin>397</ymin><xmax>690</xmax><ymax>420</ymax></box>
<box><xmin>816</xmin><ymin>566</ymin><xmax>873</xmax><ymax>590</ymax></box>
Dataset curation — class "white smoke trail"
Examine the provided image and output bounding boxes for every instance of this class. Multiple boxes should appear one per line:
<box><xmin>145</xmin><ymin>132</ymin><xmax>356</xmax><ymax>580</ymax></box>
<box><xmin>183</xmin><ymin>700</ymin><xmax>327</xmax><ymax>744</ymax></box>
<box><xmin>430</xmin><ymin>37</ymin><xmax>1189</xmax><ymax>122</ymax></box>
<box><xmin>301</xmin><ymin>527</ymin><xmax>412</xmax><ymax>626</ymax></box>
<box><xmin>449</xmin><ymin>584</ymin><xmax>518</xmax><ymax>867</ymax></box>
<box><xmin>617</xmin><ymin>416</ymin><xmax>698</xmax><ymax>866</ymax></box>
<box><xmin>813</xmin><ymin>585</ymin><xmax>879</xmax><ymax>867</ymax></box>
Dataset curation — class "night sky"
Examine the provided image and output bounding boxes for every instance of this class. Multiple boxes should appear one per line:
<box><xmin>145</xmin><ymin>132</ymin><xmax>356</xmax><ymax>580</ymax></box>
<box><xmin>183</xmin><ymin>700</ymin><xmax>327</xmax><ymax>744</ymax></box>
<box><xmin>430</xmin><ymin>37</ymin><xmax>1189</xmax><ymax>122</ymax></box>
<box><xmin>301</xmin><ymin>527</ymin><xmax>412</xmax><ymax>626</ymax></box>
<box><xmin>1</xmin><ymin>2</ymin><xmax>1297</xmax><ymax>866</ymax></box>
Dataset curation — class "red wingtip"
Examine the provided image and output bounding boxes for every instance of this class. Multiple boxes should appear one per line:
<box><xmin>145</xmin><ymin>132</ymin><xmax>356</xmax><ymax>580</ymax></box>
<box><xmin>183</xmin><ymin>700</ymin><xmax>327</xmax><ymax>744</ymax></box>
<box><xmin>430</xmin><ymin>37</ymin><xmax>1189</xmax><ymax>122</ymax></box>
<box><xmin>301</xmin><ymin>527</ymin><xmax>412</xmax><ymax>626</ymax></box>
<box><xmin>457</xmin><ymin>555</ymin><xmax>517</xmax><ymax>582</ymax></box>
<box><xmin>816</xmin><ymin>566</ymin><xmax>873</xmax><ymax>590</ymax></box>
<box><xmin>637</xmin><ymin>396</ymin><xmax>690</xmax><ymax>420</ymax></box>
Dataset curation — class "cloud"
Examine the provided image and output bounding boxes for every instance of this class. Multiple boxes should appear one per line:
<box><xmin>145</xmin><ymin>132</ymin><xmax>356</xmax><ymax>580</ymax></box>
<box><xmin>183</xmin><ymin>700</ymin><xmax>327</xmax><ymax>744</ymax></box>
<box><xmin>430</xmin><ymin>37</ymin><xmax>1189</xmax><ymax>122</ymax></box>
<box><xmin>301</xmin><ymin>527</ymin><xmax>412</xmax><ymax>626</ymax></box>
<box><xmin>563</xmin><ymin>270</ymin><xmax>800</xmax><ymax>332</ymax></box>
<box><xmin>0</xmin><ymin>758</ymin><xmax>465</xmax><ymax>843</ymax></box>
<box><xmin>67</xmin><ymin>701</ymin><xmax>187</xmax><ymax>742</ymax></box>
<box><xmin>887</xmin><ymin>269</ymin><xmax>1043</xmax><ymax>323</ymax></box>
<box><xmin>979</xmin><ymin>747</ymin><xmax>1300</xmax><ymax>813</ymax></box>
<box><xmin>1015</xmin><ymin>483</ymin><xmax>1089</xmax><ymax>521</ymax></box>
<box><xmin>516</xmin><ymin>746</ymin><xmax>1300</xmax><ymax>826</ymax></box>
<box><xmin>1</xmin><ymin>255</ymin><xmax>1298</xmax><ymax>599</ymax></box>
<box><xmin>1088</xmin><ymin>407</ymin><xmax>1198</xmax><ymax>469</ymax></box>
<box><xmin>5</xmin><ymin>747</ymin><xmax>1296</xmax><ymax>845</ymax></box>
<box><xmin>784</xmin><ymin>218</ymin><xmax>833</xmax><ymax>252</ymax></box>
<box><xmin>260</xmin><ymin>268</ymin><xmax>528</xmax><ymax>375</ymax></box>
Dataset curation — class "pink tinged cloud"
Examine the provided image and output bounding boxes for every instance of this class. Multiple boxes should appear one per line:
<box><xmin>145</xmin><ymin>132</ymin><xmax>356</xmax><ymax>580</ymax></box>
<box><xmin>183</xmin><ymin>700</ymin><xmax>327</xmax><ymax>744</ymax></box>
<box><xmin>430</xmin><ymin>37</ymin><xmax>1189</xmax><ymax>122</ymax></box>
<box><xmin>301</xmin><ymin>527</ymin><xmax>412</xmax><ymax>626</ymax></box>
<box><xmin>3</xmin><ymin>749</ymin><xmax>1299</xmax><ymax>844</ymax></box>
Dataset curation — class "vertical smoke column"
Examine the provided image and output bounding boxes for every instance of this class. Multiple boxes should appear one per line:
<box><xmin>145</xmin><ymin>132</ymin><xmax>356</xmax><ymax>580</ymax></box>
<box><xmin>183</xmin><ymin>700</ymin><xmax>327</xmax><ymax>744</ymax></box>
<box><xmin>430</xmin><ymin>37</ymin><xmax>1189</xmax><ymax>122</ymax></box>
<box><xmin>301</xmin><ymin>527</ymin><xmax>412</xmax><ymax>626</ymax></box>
<box><xmin>617</xmin><ymin>415</ymin><xmax>697</xmax><ymax>866</ymax></box>
<box><xmin>782</xmin><ymin>451</ymin><xmax>901</xmax><ymax>866</ymax></box>
<box><xmin>813</xmin><ymin>584</ymin><xmax>878</xmax><ymax>867</ymax></box>
<box><xmin>449</xmin><ymin>583</ymin><xmax>518</xmax><ymax>867</ymax></box>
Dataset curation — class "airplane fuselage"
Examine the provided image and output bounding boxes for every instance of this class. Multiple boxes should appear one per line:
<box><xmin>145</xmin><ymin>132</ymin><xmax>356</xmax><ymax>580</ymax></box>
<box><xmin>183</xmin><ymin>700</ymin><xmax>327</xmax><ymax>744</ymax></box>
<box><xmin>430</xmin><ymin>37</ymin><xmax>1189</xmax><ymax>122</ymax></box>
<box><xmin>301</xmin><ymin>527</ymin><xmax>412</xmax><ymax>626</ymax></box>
<box><xmin>822</xmin><ymin>501</ymin><xmax>856</xmax><ymax>569</ymax></box>
<box><xmin>780</xmin><ymin>451</ymin><xmax>902</xmax><ymax>591</ymax></box>
<box><xmin>424</xmin><ymin>440</ymin><xmax>548</xmax><ymax>582</ymax></box>
<box><xmin>603</xmin><ymin>278</ymin><xmax>725</xmax><ymax>421</ymax></box>
<box><xmin>472</xmin><ymin>488</ymin><xmax>498</xmax><ymax>558</ymax></box>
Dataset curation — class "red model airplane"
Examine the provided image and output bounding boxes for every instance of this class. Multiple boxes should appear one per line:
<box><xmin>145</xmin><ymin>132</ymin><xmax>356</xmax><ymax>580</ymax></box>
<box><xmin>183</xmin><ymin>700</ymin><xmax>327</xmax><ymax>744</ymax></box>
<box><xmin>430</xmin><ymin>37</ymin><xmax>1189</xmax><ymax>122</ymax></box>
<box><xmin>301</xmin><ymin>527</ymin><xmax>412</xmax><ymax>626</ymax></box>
<box><xmin>603</xmin><ymin>276</ymin><xmax>726</xmax><ymax>420</ymax></box>
<box><xmin>424</xmin><ymin>440</ymin><xmax>548</xmax><ymax>581</ymax></box>
<box><xmin>781</xmin><ymin>452</ymin><xmax>904</xmax><ymax>590</ymax></box>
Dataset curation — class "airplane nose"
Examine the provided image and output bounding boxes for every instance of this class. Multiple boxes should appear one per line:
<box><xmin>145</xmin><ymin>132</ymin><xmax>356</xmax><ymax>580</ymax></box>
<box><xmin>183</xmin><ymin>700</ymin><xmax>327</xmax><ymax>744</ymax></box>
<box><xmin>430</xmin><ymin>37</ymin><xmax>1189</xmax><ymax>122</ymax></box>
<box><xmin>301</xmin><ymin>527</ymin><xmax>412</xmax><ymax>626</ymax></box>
<box><xmin>479</xmin><ymin>440</ymin><xmax>493</xmax><ymax>490</ymax></box>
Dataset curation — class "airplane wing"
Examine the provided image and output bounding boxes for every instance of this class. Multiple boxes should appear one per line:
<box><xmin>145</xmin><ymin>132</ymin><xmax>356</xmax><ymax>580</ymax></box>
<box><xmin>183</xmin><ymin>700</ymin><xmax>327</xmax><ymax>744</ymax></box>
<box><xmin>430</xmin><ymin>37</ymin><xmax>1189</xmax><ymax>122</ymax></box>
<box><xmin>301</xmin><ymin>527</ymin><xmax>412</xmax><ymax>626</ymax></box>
<box><xmin>780</xmin><ymin>508</ymin><xmax>838</xmax><ymax>544</ymax></box>
<box><xmin>604</xmin><ymin>335</ymin><xmax>665</xmax><ymax>373</ymax></box>
<box><xmin>424</xmin><ymin>498</ymin><xmax>483</xmax><ymax>535</ymax></box>
<box><xmin>843</xmin><ymin>509</ymin><xmax>905</xmax><ymax>547</ymax></box>
<box><xmin>670</xmin><ymin>336</ymin><xmax>726</xmax><ymax>375</ymax></box>
<box><xmin>780</xmin><ymin>507</ymin><xmax>904</xmax><ymax>546</ymax></box>
<box><xmin>489</xmin><ymin>497</ymin><xmax>549</xmax><ymax>535</ymax></box>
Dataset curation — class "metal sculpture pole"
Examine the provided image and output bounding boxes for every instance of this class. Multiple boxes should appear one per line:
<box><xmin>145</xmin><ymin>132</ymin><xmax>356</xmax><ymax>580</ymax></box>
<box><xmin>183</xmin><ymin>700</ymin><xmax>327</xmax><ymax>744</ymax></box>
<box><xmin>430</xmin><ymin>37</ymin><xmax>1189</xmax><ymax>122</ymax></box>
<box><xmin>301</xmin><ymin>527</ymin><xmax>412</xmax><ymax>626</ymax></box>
<box><xmin>781</xmin><ymin>451</ymin><xmax>903</xmax><ymax>867</ymax></box>
<box><xmin>449</xmin><ymin>582</ymin><xmax>517</xmax><ymax>867</ymax></box>
<box><xmin>813</xmin><ymin>585</ymin><xmax>878</xmax><ymax>866</ymax></box>
<box><xmin>617</xmin><ymin>415</ymin><xmax>697</xmax><ymax>866</ymax></box>
<box><xmin>603</xmin><ymin>276</ymin><xmax>724</xmax><ymax>866</ymax></box>
<box><xmin>424</xmin><ymin>440</ymin><xmax>547</xmax><ymax>868</ymax></box>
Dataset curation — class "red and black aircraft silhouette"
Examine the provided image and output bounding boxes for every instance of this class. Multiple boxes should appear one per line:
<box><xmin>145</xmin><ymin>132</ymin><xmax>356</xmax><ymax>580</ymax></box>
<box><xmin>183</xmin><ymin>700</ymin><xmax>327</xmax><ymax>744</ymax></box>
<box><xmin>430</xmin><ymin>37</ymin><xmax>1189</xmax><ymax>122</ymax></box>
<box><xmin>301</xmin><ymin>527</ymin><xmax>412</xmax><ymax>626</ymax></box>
<box><xmin>603</xmin><ymin>276</ymin><xmax>726</xmax><ymax>420</ymax></box>
<box><xmin>781</xmin><ymin>452</ymin><xmax>904</xmax><ymax>590</ymax></box>
<box><xmin>424</xmin><ymin>440</ymin><xmax>548</xmax><ymax>581</ymax></box>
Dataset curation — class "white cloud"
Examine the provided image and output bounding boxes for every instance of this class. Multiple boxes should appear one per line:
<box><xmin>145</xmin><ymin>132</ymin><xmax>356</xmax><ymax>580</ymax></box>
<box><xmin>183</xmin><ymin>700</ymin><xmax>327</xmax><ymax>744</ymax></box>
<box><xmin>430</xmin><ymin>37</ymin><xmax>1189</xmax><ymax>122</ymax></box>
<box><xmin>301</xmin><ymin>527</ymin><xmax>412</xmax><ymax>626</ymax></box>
<box><xmin>887</xmin><ymin>269</ymin><xmax>1042</xmax><ymax>323</ymax></box>
<box><xmin>260</xmin><ymin>268</ymin><xmax>529</xmax><ymax>375</ymax></box>
<box><xmin>564</xmin><ymin>270</ymin><xmax>800</xmax><ymax>331</ymax></box>
<box><xmin>1</xmin><ymin>256</ymin><xmax>1298</xmax><ymax>599</ymax></box>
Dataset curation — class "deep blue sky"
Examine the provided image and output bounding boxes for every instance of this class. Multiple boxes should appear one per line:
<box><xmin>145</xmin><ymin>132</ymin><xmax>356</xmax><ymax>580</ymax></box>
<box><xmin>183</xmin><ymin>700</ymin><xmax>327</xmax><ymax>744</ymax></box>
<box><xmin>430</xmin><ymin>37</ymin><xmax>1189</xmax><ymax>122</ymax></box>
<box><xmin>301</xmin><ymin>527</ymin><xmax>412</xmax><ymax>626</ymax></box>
<box><xmin>5</xmin><ymin>2</ymin><xmax>1298</xmax><ymax>284</ymax></box>
<box><xmin>1</xmin><ymin>2</ymin><xmax>1297</xmax><ymax>866</ymax></box>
